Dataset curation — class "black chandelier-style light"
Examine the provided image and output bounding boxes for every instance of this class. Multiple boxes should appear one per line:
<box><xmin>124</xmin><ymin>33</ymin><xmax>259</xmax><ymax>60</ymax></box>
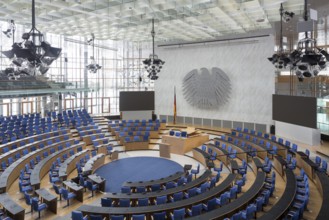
<box><xmin>268</xmin><ymin>0</ymin><xmax>329</xmax><ymax>81</ymax></box>
<box><xmin>289</xmin><ymin>0</ymin><xmax>329</xmax><ymax>81</ymax></box>
<box><xmin>1</xmin><ymin>0</ymin><xmax>62</xmax><ymax>80</ymax></box>
<box><xmin>86</xmin><ymin>33</ymin><xmax>102</xmax><ymax>74</ymax></box>
<box><xmin>143</xmin><ymin>19</ymin><xmax>165</xmax><ymax>80</ymax></box>
<box><xmin>268</xmin><ymin>3</ymin><xmax>294</xmax><ymax>72</ymax></box>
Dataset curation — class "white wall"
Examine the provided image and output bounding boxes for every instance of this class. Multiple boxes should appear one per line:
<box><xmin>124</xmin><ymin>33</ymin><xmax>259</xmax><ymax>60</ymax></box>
<box><xmin>155</xmin><ymin>36</ymin><xmax>275</xmax><ymax>125</ymax></box>
<box><xmin>275</xmin><ymin>121</ymin><xmax>321</xmax><ymax>146</ymax></box>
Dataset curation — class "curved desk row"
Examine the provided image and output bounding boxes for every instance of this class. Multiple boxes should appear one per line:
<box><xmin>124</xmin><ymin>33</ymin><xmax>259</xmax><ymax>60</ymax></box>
<box><xmin>314</xmin><ymin>170</ymin><xmax>329</xmax><ymax>219</ymax></box>
<box><xmin>206</xmin><ymin>143</ymin><xmax>229</xmax><ymax>166</ymax></box>
<box><xmin>76</xmin><ymin>125</ymin><xmax>99</xmax><ymax>132</ymax></box>
<box><xmin>214</xmin><ymin>137</ymin><xmax>248</xmax><ymax>162</ymax></box>
<box><xmin>104</xmin><ymin>170</ymin><xmax>212</xmax><ymax>201</ymax></box>
<box><xmin>83</xmin><ymin>154</ymin><xmax>105</xmax><ymax>175</ymax></box>
<box><xmin>123</xmin><ymin>171</ymin><xmax>185</xmax><ymax>189</ymax></box>
<box><xmin>0</xmin><ymin>133</ymin><xmax>71</xmax><ymax>166</ymax></box>
<box><xmin>82</xmin><ymin>133</ymin><xmax>105</xmax><ymax>145</ymax></box>
<box><xmin>30</xmin><ymin>142</ymin><xmax>86</xmax><ymax>189</ymax></box>
<box><xmin>115</xmin><ymin>130</ymin><xmax>160</xmax><ymax>139</ymax></box>
<box><xmin>190</xmin><ymin>171</ymin><xmax>266</xmax><ymax>220</ymax></box>
<box><xmin>0</xmin><ymin>139</ymin><xmax>74</xmax><ymax>193</ymax></box>
<box><xmin>0</xmin><ymin>129</ymin><xmax>70</xmax><ymax>153</ymax></box>
<box><xmin>192</xmin><ymin>148</ymin><xmax>214</xmax><ymax>169</ymax></box>
<box><xmin>219</xmin><ymin>136</ymin><xmax>267</xmax><ymax>160</ymax></box>
<box><xmin>232</xmin><ymin>130</ymin><xmax>287</xmax><ymax>159</ymax></box>
<box><xmin>59</xmin><ymin>149</ymin><xmax>89</xmax><ymax>180</ymax></box>
<box><xmin>77</xmin><ymin>173</ymin><xmax>236</xmax><ymax>218</ymax></box>
<box><xmin>259</xmin><ymin>156</ymin><xmax>296</xmax><ymax>220</ymax></box>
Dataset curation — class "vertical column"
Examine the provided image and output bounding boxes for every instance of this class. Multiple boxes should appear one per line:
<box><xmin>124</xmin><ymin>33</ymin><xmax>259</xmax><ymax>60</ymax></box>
<box><xmin>84</xmin><ymin>39</ymin><xmax>89</xmax><ymax>111</ymax></box>
<box><xmin>41</xmin><ymin>96</ymin><xmax>47</xmax><ymax>117</ymax></box>
<box><xmin>58</xmin><ymin>93</ymin><xmax>63</xmax><ymax>113</ymax></box>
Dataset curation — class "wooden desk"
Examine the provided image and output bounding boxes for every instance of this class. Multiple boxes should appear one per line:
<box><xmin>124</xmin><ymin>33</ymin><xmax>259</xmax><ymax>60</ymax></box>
<box><xmin>273</xmin><ymin>156</ymin><xmax>287</xmax><ymax>177</ymax></box>
<box><xmin>258</xmin><ymin>169</ymin><xmax>296</xmax><ymax>220</ymax></box>
<box><xmin>296</xmin><ymin>151</ymin><xmax>308</xmax><ymax>168</ymax></box>
<box><xmin>230</xmin><ymin>160</ymin><xmax>239</xmax><ymax>174</ymax></box>
<box><xmin>250</xmin><ymin>158</ymin><xmax>264</xmax><ymax>174</ymax></box>
<box><xmin>219</xmin><ymin>136</ymin><xmax>267</xmax><ymax>160</ymax></box>
<box><xmin>314</xmin><ymin>171</ymin><xmax>329</xmax><ymax>219</ymax></box>
<box><xmin>84</xmin><ymin>154</ymin><xmax>105</xmax><ymax>175</ymax></box>
<box><xmin>123</xmin><ymin>171</ymin><xmax>184</xmax><ymax>189</ymax></box>
<box><xmin>0</xmin><ymin>133</ymin><xmax>71</xmax><ymax>167</ymax></box>
<box><xmin>82</xmin><ymin>133</ymin><xmax>104</xmax><ymax>145</ymax></box>
<box><xmin>192</xmin><ymin>148</ymin><xmax>209</xmax><ymax>168</ymax></box>
<box><xmin>207</xmin><ymin>143</ymin><xmax>229</xmax><ymax>166</ymax></box>
<box><xmin>36</xmin><ymin>188</ymin><xmax>58</xmax><ymax>214</ymax></box>
<box><xmin>189</xmin><ymin>171</ymin><xmax>265</xmax><ymax>220</ymax></box>
<box><xmin>0</xmin><ymin>194</ymin><xmax>25</xmax><ymax>220</ymax></box>
<box><xmin>124</xmin><ymin>141</ymin><xmax>149</xmax><ymax>151</ymax></box>
<box><xmin>233</xmin><ymin>130</ymin><xmax>288</xmax><ymax>159</ymax></box>
<box><xmin>159</xmin><ymin>143</ymin><xmax>171</xmax><ymax>158</ymax></box>
<box><xmin>88</xmin><ymin>174</ymin><xmax>106</xmax><ymax>192</ymax></box>
<box><xmin>301</xmin><ymin>157</ymin><xmax>318</xmax><ymax>180</ymax></box>
<box><xmin>0</xmin><ymin>139</ymin><xmax>77</xmax><ymax>193</ymax></box>
<box><xmin>162</xmin><ymin>134</ymin><xmax>209</xmax><ymax>155</ymax></box>
<box><xmin>64</xmin><ymin>180</ymin><xmax>84</xmax><ymax>202</ymax></box>
<box><xmin>30</xmin><ymin>142</ymin><xmax>84</xmax><ymax>189</ymax></box>
<box><xmin>59</xmin><ymin>149</ymin><xmax>89</xmax><ymax>181</ymax></box>
<box><xmin>77</xmin><ymin>173</ymin><xmax>235</xmax><ymax>218</ymax></box>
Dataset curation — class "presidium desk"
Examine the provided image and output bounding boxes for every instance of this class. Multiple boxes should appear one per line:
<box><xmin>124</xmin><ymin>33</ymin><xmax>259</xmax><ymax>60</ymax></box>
<box><xmin>161</xmin><ymin>128</ymin><xmax>209</xmax><ymax>156</ymax></box>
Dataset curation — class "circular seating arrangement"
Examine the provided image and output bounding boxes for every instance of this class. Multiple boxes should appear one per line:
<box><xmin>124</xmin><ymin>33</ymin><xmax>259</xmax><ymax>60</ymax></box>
<box><xmin>0</xmin><ymin>114</ymin><xmax>328</xmax><ymax>220</ymax></box>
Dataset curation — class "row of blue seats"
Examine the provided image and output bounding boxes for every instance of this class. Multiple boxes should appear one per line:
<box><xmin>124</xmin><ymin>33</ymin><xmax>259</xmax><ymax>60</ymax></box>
<box><xmin>109</xmin><ymin>119</ymin><xmax>166</xmax><ymax>124</ymax></box>
<box><xmin>0</xmin><ymin>112</ymin><xmax>41</xmax><ymax>122</ymax></box>
<box><xmin>235</xmin><ymin>127</ymin><xmax>298</xmax><ymax>151</ymax></box>
<box><xmin>0</xmin><ymin>127</ymin><xmax>68</xmax><ymax>147</ymax></box>
<box><xmin>169</xmin><ymin>130</ymin><xmax>187</xmax><ymax>138</ymax></box>
<box><xmin>118</xmin><ymin>131</ymin><xmax>152</xmax><ymax>138</ymax></box>
<box><xmin>22</xmin><ymin>144</ymin><xmax>83</xmax><ymax>218</ymax></box>
<box><xmin>203</xmin><ymin>143</ymin><xmax>237</xmax><ymax>159</ymax></box>
<box><xmin>2</xmin><ymin>136</ymin><xmax>72</xmax><ymax>171</ymax></box>
<box><xmin>228</xmin><ymin>172</ymin><xmax>275</xmax><ymax>220</ymax></box>
<box><xmin>284</xmin><ymin>170</ymin><xmax>309</xmax><ymax>220</ymax></box>
<box><xmin>114</xmin><ymin>127</ymin><xmax>159</xmax><ymax>133</ymax></box>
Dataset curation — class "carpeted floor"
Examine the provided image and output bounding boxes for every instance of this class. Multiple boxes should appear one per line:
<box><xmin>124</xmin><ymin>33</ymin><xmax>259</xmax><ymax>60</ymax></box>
<box><xmin>94</xmin><ymin>156</ymin><xmax>184</xmax><ymax>193</ymax></box>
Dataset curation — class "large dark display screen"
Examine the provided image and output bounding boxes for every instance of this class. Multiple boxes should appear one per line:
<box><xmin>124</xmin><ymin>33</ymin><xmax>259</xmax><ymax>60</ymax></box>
<box><xmin>272</xmin><ymin>94</ymin><xmax>317</xmax><ymax>129</ymax></box>
<box><xmin>119</xmin><ymin>91</ymin><xmax>155</xmax><ymax>111</ymax></box>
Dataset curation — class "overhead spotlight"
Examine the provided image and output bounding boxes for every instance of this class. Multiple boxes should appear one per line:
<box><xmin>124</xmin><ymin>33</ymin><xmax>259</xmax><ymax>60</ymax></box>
<box><xmin>283</xmin><ymin>11</ymin><xmax>294</xmax><ymax>23</ymax></box>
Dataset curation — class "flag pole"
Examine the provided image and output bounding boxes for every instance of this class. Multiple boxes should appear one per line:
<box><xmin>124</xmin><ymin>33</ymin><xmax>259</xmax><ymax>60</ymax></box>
<box><xmin>174</xmin><ymin>86</ymin><xmax>177</xmax><ymax>124</ymax></box>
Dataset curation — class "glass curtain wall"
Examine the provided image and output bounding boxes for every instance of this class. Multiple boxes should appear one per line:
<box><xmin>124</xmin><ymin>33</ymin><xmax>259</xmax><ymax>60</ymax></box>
<box><xmin>0</xmin><ymin>20</ymin><xmax>153</xmax><ymax>116</ymax></box>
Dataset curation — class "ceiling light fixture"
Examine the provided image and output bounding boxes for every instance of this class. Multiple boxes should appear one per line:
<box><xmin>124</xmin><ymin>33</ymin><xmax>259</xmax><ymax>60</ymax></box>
<box><xmin>0</xmin><ymin>0</ymin><xmax>61</xmax><ymax>80</ymax></box>
<box><xmin>143</xmin><ymin>19</ymin><xmax>165</xmax><ymax>80</ymax></box>
<box><xmin>289</xmin><ymin>0</ymin><xmax>328</xmax><ymax>81</ymax></box>
<box><xmin>86</xmin><ymin>33</ymin><xmax>102</xmax><ymax>74</ymax></box>
<box><xmin>268</xmin><ymin>4</ymin><xmax>293</xmax><ymax>72</ymax></box>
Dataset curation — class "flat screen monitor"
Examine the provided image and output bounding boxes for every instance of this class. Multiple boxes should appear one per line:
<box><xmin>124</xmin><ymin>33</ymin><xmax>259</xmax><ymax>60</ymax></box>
<box><xmin>272</xmin><ymin>94</ymin><xmax>317</xmax><ymax>129</ymax></box>
<box><xmin>119</xmin><ymin>91</ymin><xmax>155</xmax><ymax>111</ymax></box>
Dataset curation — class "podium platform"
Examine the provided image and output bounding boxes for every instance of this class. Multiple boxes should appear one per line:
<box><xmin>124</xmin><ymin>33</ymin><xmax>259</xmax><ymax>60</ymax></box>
<box><xmin>161</xmin><ymin>133</ymin><xmax>209</xmax><ymax>155</ymax></box>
